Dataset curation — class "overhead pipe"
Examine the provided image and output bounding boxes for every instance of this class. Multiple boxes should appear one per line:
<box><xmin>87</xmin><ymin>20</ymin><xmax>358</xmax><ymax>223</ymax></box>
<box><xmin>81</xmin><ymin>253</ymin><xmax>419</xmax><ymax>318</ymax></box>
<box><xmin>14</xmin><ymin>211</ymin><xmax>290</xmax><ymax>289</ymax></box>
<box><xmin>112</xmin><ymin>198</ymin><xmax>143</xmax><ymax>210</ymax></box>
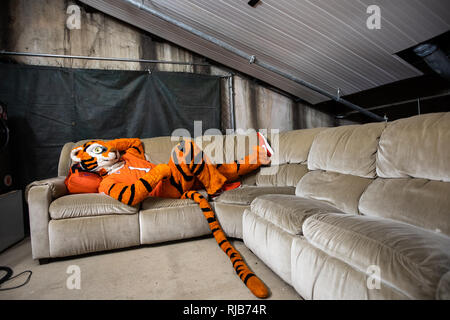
<box><xmin>228</xmin><ymin>76</ymin><xmax>236</xmax><ymax>130</ymax></box>
<box><xmin>0</xmin><ymin>50</ymin><xmax>210</xmax><ymax>66</ymax></box>
<box><xmin>337</xmin><ymin>91</ymin><xmax>450</xmax><ymax>118</ymax></box>
<box><xmin>124</xmin><ymin>0</ymin><xmax>385</xmax><ymax>122</ymax></box>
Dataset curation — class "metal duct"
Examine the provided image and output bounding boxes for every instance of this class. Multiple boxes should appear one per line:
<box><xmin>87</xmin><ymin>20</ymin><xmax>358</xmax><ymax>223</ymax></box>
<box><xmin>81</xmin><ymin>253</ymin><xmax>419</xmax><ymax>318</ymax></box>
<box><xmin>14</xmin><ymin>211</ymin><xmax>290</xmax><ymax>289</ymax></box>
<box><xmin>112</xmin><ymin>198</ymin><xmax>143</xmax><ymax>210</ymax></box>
<box><xmin>414</xmin><ymin>44</ymin><xmax>450</xmax><ymax>81</ymax></box>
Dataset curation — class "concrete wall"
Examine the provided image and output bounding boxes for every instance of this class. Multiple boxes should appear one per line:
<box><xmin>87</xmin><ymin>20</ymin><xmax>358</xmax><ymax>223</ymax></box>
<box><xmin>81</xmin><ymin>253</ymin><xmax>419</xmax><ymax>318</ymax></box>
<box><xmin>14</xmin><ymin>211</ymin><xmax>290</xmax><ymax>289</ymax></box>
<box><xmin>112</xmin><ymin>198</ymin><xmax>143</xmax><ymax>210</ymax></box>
<box><xmin>233</xmin><ymin>76</ymin><xmax>336</xmax><ymax>131</ymax></box>
<box><xmin>1</xmin><ymin>0</ymin><xmax>337</xmax><ymax>132</ymax></box>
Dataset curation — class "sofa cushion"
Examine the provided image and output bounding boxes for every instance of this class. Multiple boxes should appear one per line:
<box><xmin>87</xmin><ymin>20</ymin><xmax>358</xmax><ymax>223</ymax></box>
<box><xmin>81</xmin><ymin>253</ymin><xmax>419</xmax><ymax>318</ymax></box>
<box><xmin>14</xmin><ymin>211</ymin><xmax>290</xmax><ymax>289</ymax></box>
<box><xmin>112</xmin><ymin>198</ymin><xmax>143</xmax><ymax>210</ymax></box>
<box><xmin>58</xmin><ymin>142</ymin><xmax>75</xmax><ymax>176</ymax></box>
<box><xmin>243</xmin><ymin>209</ymin><xmax>298</xmax><ymax>285</ymax></box>
<box><xmin>49</xmin><ymin>214</ymin><xmax>140</xmax><ymax>257</ymax></box>
<box><xmin>230</xmin><ymin>131</ymin><xmax>258</xmax><ymax>163</ymax></box>
<box><xmin>213</xmin><ymin>203</ymin><xmax>248</xmax><ymax>239</ymax></box>
<box><xmin>308</xmin><ymin>122</ymin><xmax>386</xmax><ymax>178</ymax></box>
<box><xmin>49</xmin><ymin>194</ymin><xmax>138</xmax><ymax>219</ymax></box>
<box><xmin>194</xmin><ymin>134</ymin><xmax>226</xmax><ymax>164</ymax></box>
<box><xmin>359</xmin><ymin>178</ymin><xmax>450</xmax><ymax>236</ymax></box>
<box><xmin>290</xmin><ymin>238</ymin><xmax>408</xmax><ymax>300</ymax></box>
<box><xmin>377</xmin><ymin>112</ymin><xmax>450</xmax><ymax>182</ymax></box>
<box><xmin>256</xmin><ymin>164</ymin><xmax>308</xmax><ymax>187</ymax></box>
<box><xmin>274</xmin><ymin>128</ymin><xmax>325</xmax><ymax>165</ymax></box>
<box><xmin>141</xmin><ymin>190</ymin><xmax>208</xmax><ymax>210</ymax></box>
<box><xmin>214</xmin><ymin>186</ymin><xmax>295</xmax><ymax>205</ymax></box>
<box><xmin>142</xmin><ymin>136</ymin><xmax>180</xmax><ymax>164</ymax></box>
<box><xmin>303</xmin><ymin>213</ymin><xmax>450</xmax><ymax>299</ymax></box>
<box><xmin>251</xmin><ymin>195</ymin><xmax>343</xmax><ymax>235</ymax></box>
<box><xmin>139</xmin><ymin>204</ymin><xmax>211</xmax><ymax>245</ymax></box>
<box><xmin>296</xmin><ymin>170</ymin><xmax>373</xmax><ymax>215</ymax></box>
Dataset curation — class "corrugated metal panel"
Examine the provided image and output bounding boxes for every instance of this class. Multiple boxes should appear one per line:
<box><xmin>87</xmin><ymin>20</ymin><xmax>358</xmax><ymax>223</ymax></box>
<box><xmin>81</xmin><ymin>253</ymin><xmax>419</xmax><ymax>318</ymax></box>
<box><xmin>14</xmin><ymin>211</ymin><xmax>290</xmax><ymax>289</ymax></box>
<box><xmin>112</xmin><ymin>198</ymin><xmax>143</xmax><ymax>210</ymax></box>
<box><xmin>80</xmin><ymin>0</ymin><xmax>450</xmax><ymax>104</ymax></box>
<box><xmin>80</xmin><ymin>0</ymin><xmax>328</xmax><ymax>103</ymax></box>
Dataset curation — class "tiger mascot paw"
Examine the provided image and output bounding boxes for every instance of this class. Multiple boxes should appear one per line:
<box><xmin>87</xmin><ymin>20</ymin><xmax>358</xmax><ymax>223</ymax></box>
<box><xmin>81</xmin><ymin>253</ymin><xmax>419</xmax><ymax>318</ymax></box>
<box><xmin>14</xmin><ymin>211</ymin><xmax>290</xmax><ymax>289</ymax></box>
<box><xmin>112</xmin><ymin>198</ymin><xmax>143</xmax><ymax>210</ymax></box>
<box><xmin>151</xmin><ymin>163</ymin><xmax>172</xmax><ymax>179</ymax></box>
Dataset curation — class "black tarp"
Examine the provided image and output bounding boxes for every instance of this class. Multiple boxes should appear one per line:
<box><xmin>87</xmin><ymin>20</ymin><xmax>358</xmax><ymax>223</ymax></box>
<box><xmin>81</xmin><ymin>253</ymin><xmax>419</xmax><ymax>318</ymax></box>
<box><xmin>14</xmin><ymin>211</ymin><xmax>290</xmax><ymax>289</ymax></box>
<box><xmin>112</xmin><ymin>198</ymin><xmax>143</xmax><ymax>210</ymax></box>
<box><xmin>0</xmin><ymin>63</ymin><xmax>222</xmax><ymax>189</ymax></box>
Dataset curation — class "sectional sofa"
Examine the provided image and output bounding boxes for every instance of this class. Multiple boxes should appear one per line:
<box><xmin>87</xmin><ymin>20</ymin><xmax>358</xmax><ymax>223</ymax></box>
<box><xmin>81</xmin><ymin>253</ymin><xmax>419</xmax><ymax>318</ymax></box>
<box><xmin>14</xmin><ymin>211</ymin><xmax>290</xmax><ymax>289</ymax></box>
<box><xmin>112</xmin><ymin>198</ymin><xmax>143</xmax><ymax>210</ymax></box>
<box><xmin>26</xmin><ymin>112</ymin><xmax>450</xmax><ymax>299</ymax></box>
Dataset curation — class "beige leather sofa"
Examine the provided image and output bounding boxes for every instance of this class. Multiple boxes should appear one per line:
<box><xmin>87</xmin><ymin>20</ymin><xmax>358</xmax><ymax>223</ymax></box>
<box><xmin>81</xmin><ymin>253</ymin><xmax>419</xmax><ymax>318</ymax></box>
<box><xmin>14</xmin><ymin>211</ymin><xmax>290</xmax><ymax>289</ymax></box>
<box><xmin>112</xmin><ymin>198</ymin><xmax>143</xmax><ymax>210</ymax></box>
<box><xmin>26</xmin><ymin>112</ymin><xmax>450</xmax><ymax>299</ymax></box>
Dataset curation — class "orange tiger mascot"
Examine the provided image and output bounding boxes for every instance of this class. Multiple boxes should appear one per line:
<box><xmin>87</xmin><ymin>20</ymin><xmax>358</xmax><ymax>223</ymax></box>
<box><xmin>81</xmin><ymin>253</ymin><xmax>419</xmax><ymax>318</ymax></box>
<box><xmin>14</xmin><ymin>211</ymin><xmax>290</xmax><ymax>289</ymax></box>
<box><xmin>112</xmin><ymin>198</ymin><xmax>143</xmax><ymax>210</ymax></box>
<box><xmin>69</xmin><ymin>135</ymin><xmax>273</xmax><ymax>298</ymax></box>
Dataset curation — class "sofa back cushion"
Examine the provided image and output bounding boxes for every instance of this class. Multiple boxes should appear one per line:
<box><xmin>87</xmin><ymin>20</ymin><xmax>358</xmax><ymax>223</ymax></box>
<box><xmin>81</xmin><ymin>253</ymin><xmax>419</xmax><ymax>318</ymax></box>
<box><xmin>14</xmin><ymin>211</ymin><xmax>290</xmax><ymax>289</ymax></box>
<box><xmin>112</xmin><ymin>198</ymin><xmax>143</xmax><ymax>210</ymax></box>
<box><xmin>376</xmin><ymin>112</ymin><xmax>450</xmax><ymax>182</ymax></box>
<box><xmin>251</xmin><ymin>128</ymin><xmax>324</xmax><ymax>187</ymax></box>
<box><xmin>296</xmin><ymin>122</ymin><xmax>385</xmax><ymax>214</ymax></box>
<box><xmin>307</xmin><ymin>122</ymin><xmax>386</xmax><ymax>178</ymax></box>
<box><xmin>359</xmin><ymin>178</ymin><xmax>450</xmax><ymax>236</ymax></box>
<box><xmin>296</xmin><ymin>170</ymin><xmax>373</xmax><ymax>215</ymax></box>
<box><xmin>274</xmin><ymin>128</ymin><xmax>324</xmax><ymax>165</ymax></box>
<box><xmin>142</xmin><ymin>136</ymin><xmax>179</xmax><ymax>164</ymax></box>
<box><xmin>256</xmin><ymin>164</ymin><xmax>309</xmax><ymax>187</ymax></box>
<box><xmin>359</xmin><ymin>112</ymin><xmax>450</xmax><ymax>236</ymax></box>
<box><xmin>58</xmin><ymin>142</ymin><xmax>76</xmax><ymax>176</ymax></box>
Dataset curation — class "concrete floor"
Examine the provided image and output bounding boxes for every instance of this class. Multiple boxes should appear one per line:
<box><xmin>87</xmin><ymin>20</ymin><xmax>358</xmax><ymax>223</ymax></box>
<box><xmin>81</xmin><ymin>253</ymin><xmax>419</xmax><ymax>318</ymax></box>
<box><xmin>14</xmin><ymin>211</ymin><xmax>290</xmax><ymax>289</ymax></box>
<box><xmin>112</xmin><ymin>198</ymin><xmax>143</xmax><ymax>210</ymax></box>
<box><xmin>0</xmin><ymin>237</ymin><xmax>302</xmax><ymax>300</ymax></box>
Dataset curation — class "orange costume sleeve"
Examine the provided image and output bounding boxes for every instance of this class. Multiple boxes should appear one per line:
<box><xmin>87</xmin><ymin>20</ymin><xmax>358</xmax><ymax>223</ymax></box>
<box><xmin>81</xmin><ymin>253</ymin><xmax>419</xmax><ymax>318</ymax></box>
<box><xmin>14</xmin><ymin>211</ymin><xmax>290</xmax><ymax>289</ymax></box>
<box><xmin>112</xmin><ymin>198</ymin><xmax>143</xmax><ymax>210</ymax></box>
<box><xmin>105</xmin><ymin>138</ymin><xmax>146</xmax><ymax>159</ymax></box>
<box><xmin>97</xmin><ymin>138</ymin><xmax>171</xmax><ymax>206</ymax></box>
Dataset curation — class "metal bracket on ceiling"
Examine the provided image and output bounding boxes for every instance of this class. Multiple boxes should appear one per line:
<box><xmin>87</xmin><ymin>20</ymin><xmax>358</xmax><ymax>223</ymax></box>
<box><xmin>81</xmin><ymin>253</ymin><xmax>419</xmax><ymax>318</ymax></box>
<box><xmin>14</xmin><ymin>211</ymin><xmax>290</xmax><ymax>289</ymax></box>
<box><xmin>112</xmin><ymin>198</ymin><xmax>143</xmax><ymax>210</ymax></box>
<box><xmin>248</xmin><ymin>0</ymin><xmax>261</xmax><ymax>7</ymax></box>
<box><xmin>337</xmin><ymin>88</ymin><xmax>342</xmax><ymax>101</ymax></box>
<box><xmin>130</xmin><ymin>0</ymin><xmax>144</xmax><ymax>10</ymax></box>
<box><xmin>249</xmin><ymin>55</ymin><xmax>256</xmax><ymax>64</ymax></box>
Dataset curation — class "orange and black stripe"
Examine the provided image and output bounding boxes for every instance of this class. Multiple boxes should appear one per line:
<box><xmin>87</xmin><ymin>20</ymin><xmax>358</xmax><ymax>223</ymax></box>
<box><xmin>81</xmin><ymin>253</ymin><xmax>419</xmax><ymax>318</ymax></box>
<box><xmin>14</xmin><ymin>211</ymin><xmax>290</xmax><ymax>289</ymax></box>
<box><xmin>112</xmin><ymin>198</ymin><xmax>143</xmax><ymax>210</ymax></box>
<box><xmin>182</xmin><ymin>190</ymin><xmax>269</xmax><ymax>299</ymax></box>
<box><xmin>106</xmin><ymin>165</ymin><xmax>169</xmax><ymax>206</ymax></box>
<box><xmin>77</xmin><ymin>141</ymin><xmax>102</xmax><ymax>171</ymax></box>
<box><xmin>172</xmin><ymin>141</ymin><xmax>207</xmax><ymax>184</ymax></box>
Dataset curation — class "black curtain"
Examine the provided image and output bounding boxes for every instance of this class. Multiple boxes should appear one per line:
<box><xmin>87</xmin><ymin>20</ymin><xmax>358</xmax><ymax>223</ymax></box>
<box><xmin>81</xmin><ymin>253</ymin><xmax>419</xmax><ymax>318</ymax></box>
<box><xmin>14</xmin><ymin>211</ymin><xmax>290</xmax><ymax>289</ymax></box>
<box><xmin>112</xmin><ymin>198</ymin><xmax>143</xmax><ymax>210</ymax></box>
<box><xmin>0</xmin><ymin>63</ymin><xmax>222</xmax><ymax>188</ymax></box>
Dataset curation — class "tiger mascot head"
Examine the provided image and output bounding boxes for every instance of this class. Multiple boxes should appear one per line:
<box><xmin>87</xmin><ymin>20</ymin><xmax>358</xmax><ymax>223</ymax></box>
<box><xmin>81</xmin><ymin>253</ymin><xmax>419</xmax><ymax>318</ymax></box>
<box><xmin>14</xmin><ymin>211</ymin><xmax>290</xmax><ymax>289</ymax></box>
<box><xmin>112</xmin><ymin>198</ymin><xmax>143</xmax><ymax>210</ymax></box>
<box><xmin>70</xmin><ymin>140</ymin><xmax>120</xmax><ymax>176</ymax></box>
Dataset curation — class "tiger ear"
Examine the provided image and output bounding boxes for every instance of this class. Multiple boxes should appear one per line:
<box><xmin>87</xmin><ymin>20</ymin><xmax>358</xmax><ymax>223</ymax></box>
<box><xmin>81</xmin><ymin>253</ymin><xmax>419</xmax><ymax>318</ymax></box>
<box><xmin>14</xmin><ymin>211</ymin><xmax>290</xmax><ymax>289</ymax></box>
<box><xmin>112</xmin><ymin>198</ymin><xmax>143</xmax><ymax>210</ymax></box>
<box><xmin>70</xmin><ymin>147</ymin><xmax>83</xmax><ymax>162</ymax></box>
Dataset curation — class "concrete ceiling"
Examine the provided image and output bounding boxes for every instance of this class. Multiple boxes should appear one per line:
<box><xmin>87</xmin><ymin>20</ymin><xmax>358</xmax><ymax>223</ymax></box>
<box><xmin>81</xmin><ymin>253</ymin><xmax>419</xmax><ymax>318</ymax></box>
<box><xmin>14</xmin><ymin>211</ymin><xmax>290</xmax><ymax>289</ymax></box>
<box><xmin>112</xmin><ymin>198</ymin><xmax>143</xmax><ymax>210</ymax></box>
<box><xmin>79</xmin><ymin>0</ymin><xmax>450</xmax><ymax>104</ymax></box>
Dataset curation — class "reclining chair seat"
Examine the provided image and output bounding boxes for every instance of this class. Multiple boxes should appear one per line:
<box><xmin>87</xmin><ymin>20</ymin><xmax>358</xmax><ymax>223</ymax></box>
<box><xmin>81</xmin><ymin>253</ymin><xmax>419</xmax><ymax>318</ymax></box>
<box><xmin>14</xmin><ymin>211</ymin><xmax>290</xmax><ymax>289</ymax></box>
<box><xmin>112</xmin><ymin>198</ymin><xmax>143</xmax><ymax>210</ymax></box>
<box><xmin>298</xmin><ymin>213</ymin><xmax>450</xmax><ymax>300</ymax></box>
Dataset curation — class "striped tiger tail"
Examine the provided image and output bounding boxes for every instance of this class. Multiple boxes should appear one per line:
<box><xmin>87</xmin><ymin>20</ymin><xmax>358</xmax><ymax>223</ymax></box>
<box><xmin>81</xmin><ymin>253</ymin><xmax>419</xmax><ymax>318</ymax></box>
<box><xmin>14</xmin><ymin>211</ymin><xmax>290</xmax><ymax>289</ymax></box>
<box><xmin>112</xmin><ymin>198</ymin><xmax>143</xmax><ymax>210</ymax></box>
<box><xmin>181</xmin><ymin>190</ymin><xmax>269</xmax><ymax>299</ymax></box>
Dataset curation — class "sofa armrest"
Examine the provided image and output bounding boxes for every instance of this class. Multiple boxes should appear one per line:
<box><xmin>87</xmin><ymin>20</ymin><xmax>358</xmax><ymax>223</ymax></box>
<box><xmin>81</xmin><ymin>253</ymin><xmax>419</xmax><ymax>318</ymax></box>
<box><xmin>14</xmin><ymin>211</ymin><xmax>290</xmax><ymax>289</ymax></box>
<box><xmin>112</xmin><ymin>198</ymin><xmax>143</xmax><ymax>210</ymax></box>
<box><xmin>25</xmin><ymin>176</ymin><xmax>68</xmax><ymax>203</ymax></box>
<box><xmin>27</xmin><ymin>185</ymin><xmax>52</xmax><ymax>259</ymax></box>
<box><xmin>26</xmin><ymin>176</ymin><xmax>67</xmax><ymax>260</ymax></box>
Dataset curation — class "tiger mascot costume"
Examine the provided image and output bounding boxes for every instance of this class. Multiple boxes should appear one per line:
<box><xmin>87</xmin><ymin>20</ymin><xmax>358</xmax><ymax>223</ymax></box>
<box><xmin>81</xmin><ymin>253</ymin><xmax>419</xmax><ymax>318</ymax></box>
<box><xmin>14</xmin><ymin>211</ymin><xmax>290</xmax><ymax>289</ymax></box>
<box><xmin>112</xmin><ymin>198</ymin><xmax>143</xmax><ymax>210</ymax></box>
<box><xmin>68</xmin><ymin>135</ymin><xmax>273</xmax><ymax>298</ymax></box>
